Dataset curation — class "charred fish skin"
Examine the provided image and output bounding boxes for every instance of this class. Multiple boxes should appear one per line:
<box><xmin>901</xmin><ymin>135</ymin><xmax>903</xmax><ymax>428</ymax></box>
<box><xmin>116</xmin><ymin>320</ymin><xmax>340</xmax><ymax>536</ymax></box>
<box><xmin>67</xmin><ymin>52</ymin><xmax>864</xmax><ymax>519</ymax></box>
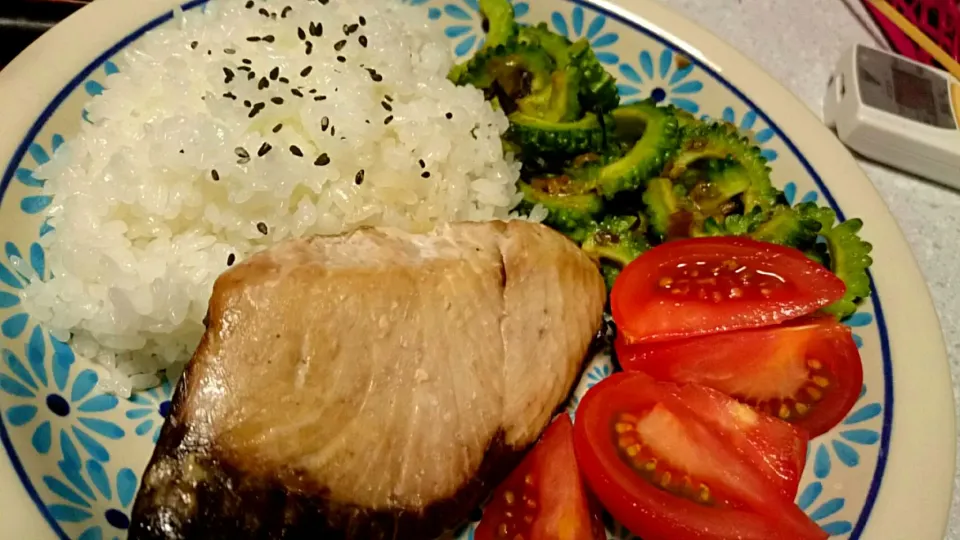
<box><xmin>130</xmin><ymin>411</ymin><xmax>522</xmax><ymax>540</ymax></box>
<box><xmin>129</xmin><ymin>221</ymin><xmax>606</xmax><ymax>540</ymax></box>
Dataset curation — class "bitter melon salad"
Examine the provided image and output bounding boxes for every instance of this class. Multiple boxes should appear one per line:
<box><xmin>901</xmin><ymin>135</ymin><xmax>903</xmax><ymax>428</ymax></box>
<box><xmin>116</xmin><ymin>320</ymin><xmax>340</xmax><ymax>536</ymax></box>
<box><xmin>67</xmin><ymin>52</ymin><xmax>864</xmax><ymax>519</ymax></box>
<box><xmin>450</xmin><ymin>0</ymin><xmax>873</xmax><ymax>319</ymax></box>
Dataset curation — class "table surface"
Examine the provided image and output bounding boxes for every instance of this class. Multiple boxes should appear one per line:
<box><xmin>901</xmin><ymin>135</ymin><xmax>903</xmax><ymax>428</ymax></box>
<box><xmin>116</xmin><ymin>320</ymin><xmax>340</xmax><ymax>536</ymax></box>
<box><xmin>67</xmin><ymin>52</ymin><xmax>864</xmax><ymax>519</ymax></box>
<box><xmin>658</xmin><ymin>0</ymin><xmax>960</xmax><ymax>537</ymax></box>
<box><xmin>0</xmin><ymin>0</ymin><xmax>957</xmax><ymax>538</ymax></box>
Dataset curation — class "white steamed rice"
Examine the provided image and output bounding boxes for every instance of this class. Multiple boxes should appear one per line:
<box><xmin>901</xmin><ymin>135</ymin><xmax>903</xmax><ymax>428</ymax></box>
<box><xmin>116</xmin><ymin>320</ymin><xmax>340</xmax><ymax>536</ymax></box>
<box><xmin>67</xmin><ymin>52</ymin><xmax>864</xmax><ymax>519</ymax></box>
<box><xmin>20</xmin><ymin>0</ymin><xmax>542</xmax><ymax>396</ymax></box>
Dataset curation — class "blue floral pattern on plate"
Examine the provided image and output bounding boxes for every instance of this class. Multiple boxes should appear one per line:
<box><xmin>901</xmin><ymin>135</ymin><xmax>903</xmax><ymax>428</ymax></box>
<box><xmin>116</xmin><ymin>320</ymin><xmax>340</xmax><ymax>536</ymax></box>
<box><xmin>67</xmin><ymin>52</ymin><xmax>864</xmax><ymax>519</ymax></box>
<box><xmin>550</xmin><ymin>6</ymin><xmax>619</xmax><ymax>64</ymax></box>
<box><xmin>784</xmin><ymin>180</ymin><xmax>819</xmax><ymax>205</ymax></box>
<box><xmin>44</xmin><ymin>456</ymin><xmax>137</xmax><ymax>540</ymax></box>
<box><xmin>125</xmin><ymin>379</ymin><xmax>173</xmax><ymax>443</ymax></box>
<box><xmin>811</xmin><ymin>385</ymin><xmax>882</xmax><ymax>479</ymax></box>
<box><xmin>0</xmin><ymin>1</ymin><xmax>892</xmax><ymax>539</ymax></box>
<box><xmin>2</xmin><ymin>327</ymin><xmax>124</xmax><ymax>463</ymax></box>
<box><xmin>439</xmin><ymin>0</ymin><xmax>529</xmax><ymax>57</ymax></box>
<box><xmin>617</xmin><ymin>48</ymin><xmax>703</xmax><ymax>112</ymax></box>
<box><xmin>717</xmin><ymin>107</ymin><xmax>779</xmax><ymax>162</ymax></box>
<box><xmin>798</xmin><ymin>481</ymin><xmax>853</xmax><ymax>536</ymax></box>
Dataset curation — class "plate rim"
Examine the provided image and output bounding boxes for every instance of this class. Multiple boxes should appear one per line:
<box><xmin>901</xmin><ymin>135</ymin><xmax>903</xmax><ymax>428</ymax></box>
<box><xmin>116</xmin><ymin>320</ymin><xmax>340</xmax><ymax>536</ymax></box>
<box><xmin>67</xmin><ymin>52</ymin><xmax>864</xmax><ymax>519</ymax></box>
<box><xmin>0</xmin><ymin>0</ymin><xmax>953</xmax><ymax>538</ymax></box>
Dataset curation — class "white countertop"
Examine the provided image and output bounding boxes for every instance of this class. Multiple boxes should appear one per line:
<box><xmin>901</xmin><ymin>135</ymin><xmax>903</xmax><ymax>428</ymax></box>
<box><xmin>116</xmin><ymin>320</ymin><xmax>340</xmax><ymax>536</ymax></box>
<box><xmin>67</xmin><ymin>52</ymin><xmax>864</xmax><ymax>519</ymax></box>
<box><xmin>649</xmin><ymin>0</ymin><xmax>960</xmax><ymax>537</ymax></box>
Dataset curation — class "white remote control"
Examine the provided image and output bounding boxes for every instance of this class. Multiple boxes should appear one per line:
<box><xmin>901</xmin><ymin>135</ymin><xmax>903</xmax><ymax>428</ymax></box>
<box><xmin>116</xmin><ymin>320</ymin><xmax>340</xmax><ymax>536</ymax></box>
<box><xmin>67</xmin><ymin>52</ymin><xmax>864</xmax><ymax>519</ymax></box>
<box><xmin>823</xmin><ymin>43</ymin><xmax>960</xmax><ymax>191</ymax></box>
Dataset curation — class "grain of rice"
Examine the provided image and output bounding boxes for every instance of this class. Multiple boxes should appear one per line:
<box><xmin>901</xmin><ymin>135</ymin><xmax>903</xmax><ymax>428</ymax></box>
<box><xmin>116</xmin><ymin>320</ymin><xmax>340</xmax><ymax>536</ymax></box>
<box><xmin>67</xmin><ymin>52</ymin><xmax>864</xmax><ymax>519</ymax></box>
<box><xmin>20</xmin><ymin>0</ymin><xmax>535</xmax><ymax>396</ymax></box>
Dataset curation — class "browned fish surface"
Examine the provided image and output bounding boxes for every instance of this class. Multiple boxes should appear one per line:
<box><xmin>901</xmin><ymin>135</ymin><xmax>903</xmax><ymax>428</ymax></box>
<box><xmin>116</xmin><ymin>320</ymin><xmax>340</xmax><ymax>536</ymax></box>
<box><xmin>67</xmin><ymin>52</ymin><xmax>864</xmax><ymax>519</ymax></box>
<box><xmin>129</xmin><ymin>220</ymin><xmax>606</xmax><ymax>540</ymax></box>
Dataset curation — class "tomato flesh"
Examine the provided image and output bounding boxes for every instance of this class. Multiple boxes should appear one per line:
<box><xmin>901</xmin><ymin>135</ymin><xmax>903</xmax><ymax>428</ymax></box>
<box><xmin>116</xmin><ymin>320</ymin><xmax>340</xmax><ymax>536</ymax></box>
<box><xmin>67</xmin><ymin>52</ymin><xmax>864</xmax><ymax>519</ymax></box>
<box><xmin>611</xmin><ymin>237</ymin><xmax>846</xmax><ymax>344</ymax></box>
<box><xmin>672</xmin><ymin>383</ymin><xmax>809</xmax><ymax>500</ymax></box>
<box><xmin>617</xmin><ymin>314</ymin><xmax>863</xmax><ymax>437</ymax></box>
<box><xmin>573</xmin><ymin>373</ymin><xmax>827</xmax><ymax>540</ymax></box>
<box><xmin>475</xmin><ymin>414</ymin><xmax>604</xmax><ymax>540</ymax></box>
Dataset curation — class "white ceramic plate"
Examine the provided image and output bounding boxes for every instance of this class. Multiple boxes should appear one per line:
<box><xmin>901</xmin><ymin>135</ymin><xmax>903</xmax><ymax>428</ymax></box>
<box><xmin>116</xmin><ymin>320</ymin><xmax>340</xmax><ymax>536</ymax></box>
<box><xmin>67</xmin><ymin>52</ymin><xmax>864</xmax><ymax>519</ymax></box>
<box><xmin>0</xmin><ymin>0</ymin><xmax>954</xmax><ymax>538</ymax></box>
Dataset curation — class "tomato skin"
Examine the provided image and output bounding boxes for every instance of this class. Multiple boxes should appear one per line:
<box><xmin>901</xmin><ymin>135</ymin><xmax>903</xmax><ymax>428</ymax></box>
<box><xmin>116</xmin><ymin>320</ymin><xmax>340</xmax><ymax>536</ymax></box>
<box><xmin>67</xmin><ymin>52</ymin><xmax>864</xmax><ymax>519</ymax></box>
<box><xmin>475</xmin><ymin>414</ymin><xmax>604</xmax><ymax>540</ymax></box>
<box><xmin>617</xmin><ymin>315</ymin><xmax>863</xmax><ymax>437</ymax></box>
<box><xmin>573</xmin><ymin>373</ymin><xmax>827</xmax><ymax>540</ymax></box>
<box><xmin>611</xmin><ymin>237</ymin><xmax>846</xmax><ymax>344</ymax></box>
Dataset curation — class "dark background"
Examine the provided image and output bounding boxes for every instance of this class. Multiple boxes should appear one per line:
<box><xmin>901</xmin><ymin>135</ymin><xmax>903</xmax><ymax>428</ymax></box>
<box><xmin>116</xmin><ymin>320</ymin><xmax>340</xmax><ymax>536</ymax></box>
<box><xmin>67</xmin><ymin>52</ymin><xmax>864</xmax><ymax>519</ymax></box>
<box><xmin>1</xmin><ymin>0</ymin><xmax>89</xmax><ymax>68</ymax></box>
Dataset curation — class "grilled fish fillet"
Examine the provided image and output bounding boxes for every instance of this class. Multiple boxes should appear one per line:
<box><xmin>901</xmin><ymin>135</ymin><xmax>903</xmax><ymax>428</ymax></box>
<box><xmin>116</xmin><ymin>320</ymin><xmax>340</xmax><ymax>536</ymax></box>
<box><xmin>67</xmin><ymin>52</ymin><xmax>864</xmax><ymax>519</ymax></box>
<box><xmin>129</xmin><ymin>220</ymin><xmax>606</xmax><ymax>540</ymax></box>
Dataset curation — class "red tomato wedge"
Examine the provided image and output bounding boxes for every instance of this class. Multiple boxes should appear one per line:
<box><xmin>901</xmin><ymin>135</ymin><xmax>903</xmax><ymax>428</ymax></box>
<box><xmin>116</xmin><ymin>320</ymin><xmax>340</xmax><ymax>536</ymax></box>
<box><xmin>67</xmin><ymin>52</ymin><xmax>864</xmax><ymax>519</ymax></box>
<box><xmin>616</xmin><ymin>314</ymin><xmax>863</xmax><ymax>437</ymax></box>
<box><xmin>672</xmin><ymin>383</ymin><xmax>809</xmax><ymax>500</ymax></box>
<box><xmin>610</xmin><ymin>237</ymin><xmax>846</xmax><ymax>344</ymax></box>
<box><xmin>475</xmin><ymin>414</ymin><xmax>604</xmax><ymax>540</ymax></box>
<box><xmin>573</xmin><ymin>373</ymin><xmax>827</xmax><ymax>540</ymax></box>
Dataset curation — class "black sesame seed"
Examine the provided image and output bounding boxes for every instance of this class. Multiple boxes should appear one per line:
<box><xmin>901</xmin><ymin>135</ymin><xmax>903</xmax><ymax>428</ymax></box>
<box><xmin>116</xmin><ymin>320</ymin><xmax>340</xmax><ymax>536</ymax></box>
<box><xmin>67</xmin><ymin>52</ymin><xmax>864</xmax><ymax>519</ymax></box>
<box><xmin>309</xmin><ymin>21</ymin><xmax>323</xmax><ymax>37</ymax></box>
<box><xmin>279</xmin><ymin>76</ymin><xmax>290</xmax><ymax>84</ymax></box>
<box><xmin>365</xmin><ymin>67</ymin><xmax>383</xmax><ymax>82</ymax></box>
<box><xmin>330</xmin><ymin>126</ymin><xmax>336</xmax><ymax>136</ymax></box>
<box><xmin>314</xmin><ymin>95</ymin><xmax>327</xmax><ymax>101</ymax></box>
<box><xmin>385</xmin><ymin>94</ymin><xmax>393</xmax><ymax>102</ymax></box>
<box><xmin>223</xmin><ymin>67</ymin><xmax>235</xmax><ymax>83</ymax></box>
<box><xmin>297</xmin><ymin>27</ymin><xmax>306</xmax><ymax>40</ymax></box>
<box><xmin>257</xmin><ymin>222</ymin><xmax>269</xmax><ymax>235</ymax></box>
<box><xmin>227</xmin><ymin>253</ymin><xmax>236</xmax><ymax>266</ymax></box>
<box><xmin>281</xmin><ymin>6</ymin><xmax>292</xmax><ymax>18</ymax></box>
<box><xmin>269</xmin><ymin>67</ymin><xmax>279</xmax><ymax>80</ymax></box>
<box><xmin>224</xmin><ymin>48</ymin><xmax>236</xmax><ymax>54</ymax></box>
<box><xmin>334</xmin><ymin>39</ymin><xmax>347</xmax><ymax>52</ymax></box>
<box><xmin>421</xmin><ymin>171</ymin><xmax>431</xmax><ymax>178</ymax></box>
<box><xmin>258</xmin><ymin>77</ymin><xmax>269</xmax><ymax>90</ymax></box>
<box><xmin>270</xmin><ymin>12</ymin><xmax>277</xmax><ymax>20</ymax></box>
<box><xmin>359</xmin><ymin>15</ymin><xmax>366</xmax><ymax>26</ymax></box>
<box><xmin>290</xmin><ymin>145</ymin><xmax>304</xmax><ymax>157</ymax></box>
<box><xmin>236</xmin><ymin>147</ymin><xmax>250</xmax><ymax>158</ymax></box>
<box><xmin>257</xmin><ymin>142</ymin><xmax>272</xmax><ymax>157</ymax></box>
<box><xmin>381</xmin><ymin>101</ymin><xmax>392</xmax><ymax>112</ymax></box>
<box><xmin>271</xmin><ymin>97</ymin><xmax>284</xmax><ymax>105</ymax></box>
<box><xmin>321</xmin><ymin>117</ymin><xmax>329</xmax><ymax>131</ymax></box>
<box><xmin>445</xmin><ymin>112</ymin><xmax>453</xmax><ymax>119</ymax></box>
<box><xmin>223</xmin><ymin>91</ymin><xmax>237</xmax><ymax>100</ymax></box>
<box><xmin>211</xmin><ymin>169</ymin><xmax>220</xmax><ymax>181</ymax></box>
<box><xmin>246</xmin><ymin>36</ymin><xmax>261</xmax><ymax>42</ymax></box>
<box><xmin>249</xmin><ymin>102</ymin><xmax>266</xmax><ymax>118</ymax></box>
<box><xmin>355</xmin><ymin>169</ymin><xmax>365</xmax><ymax>184</ymax></box>
<box><xmin>238</xmin><ymin>66</ymin><xmax>251</xmax><ymax>73</ymax></box>
<box><xmin>243</xmin><ymin>99</ymin><xmax>252</xmax><ymax>107</ymax></box>
<box><xmin>291</xmin><ymin>88</ymin><xmax>304</xmax><ymax>97</ymax></box>
<box><xmin>272</xmin><ymin>123</ymin><xmax>283</xmax><ymax>133</ymax></box>
<box><xmin>336</xmin><ymin>55</ymin><xmax>347</xmax><ymax>63</ymax></box>
<box><xmin>359</xmin><ymin>35</ymin><xmax>368</xmax><ymax>48</ymax></box>
<box><xmin>242</xmin><ymin>58</ymin><xmax>252</xmax><ymax>65</ymax></box>
<box><xmin>245</xmin><ymin>0</ymin><xmax>254</xmax><ymax>7</ymax></box>
<box><xmin>258</xmin><ymin>8</ymin><xmax>269</xmax><ymax>17</ymax></box>
<box><xmin>308</xmin><ymin>89</ymin><xmax>317</xmax><ymax>94</ymax></box>
<box><xmin>248</xmin><ymin>71</ymin><xmax>256</xmax><ymax>80</ymax></box>
<box><xmin>314</xmin><ymin>153</ymin><xmax>330</xmax><ymax>166</ymax></box>
<box><xmin>190</xmin><ymin>41</ymin><xmax>199</xmax><ymax>49</ymax></box>
<box><xmin>319</xmin><ymin>0</ymin><xmax>328</xmax><ymax>4</ymax></box>
<box><xmin>384</xmin><ymin>115</ymin><xmax>394</xmax><ymax>125</ymax></box>
<box><xmin>263</xmin><ymin>35</ymin><xmax>275</xmax><ymax>43</ymax></box>
<box><xmin>207</xmin><ymin>50</ymin><xmax>212</xmax><ymax>55</ymax></box>
<box><xmin>418</xmin><ymin>159</ymin><xmax>425</xmax><ymax>168</ymax></box>
<box><xmin>300</xmin><ymin>66</ymin><xmax>313</xmax><ymax>77</ymax></box>
<box><xmin>305</xmin><ymin>41</ymin><xmax>314</xmax><ymax>55</ymax></box>
<box><xmin>344</xmin><ymin>23</ymin><xmax>359</xmax><ymax>35</ymax></box>
<box><xmin>179</xmin><ymin>149</ymin><xmax>185</xmax><ymax>154</ymax></box>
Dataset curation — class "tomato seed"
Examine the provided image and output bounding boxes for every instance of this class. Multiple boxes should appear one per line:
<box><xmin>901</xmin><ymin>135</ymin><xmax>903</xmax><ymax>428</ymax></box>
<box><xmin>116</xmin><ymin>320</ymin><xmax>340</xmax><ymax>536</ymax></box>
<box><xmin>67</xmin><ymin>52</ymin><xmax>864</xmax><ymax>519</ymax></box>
<box><xmin>807</xmin><ymin>358</ymin><xmax>822</xmax><ymax>370</ymax></box>
<box><xmin>806</xmin><ymin>387</ymin><xmax>823</xmax><ymax>401</ymax></box>
<box><xmin>778</xmin><ymin>403</ymin><xmax>791</xmax><ymax>419</ymax></box>
<box><xmin>504</xmin><ymin>491</ymin><xmax>515</xmax><ymax>505</ymax></box>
